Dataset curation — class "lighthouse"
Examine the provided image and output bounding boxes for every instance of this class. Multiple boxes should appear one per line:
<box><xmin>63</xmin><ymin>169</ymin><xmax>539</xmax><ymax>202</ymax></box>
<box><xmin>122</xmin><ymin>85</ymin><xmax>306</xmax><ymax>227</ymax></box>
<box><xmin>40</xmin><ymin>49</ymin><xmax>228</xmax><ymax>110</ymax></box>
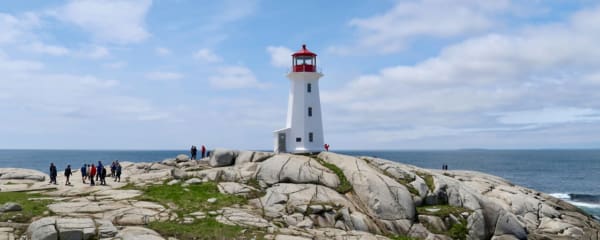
<box><xmin>274</xmin><ymin>44</ymin><xmax>324</xmax><ymax>153</ymax></box>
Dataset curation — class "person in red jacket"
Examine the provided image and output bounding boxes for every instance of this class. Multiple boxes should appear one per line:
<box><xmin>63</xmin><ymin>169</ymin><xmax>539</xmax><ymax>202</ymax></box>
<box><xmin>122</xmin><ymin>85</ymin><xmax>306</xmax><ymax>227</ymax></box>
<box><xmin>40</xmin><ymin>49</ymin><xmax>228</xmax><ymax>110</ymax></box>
<box><xmin>324</xmin><ymin>143</ymin><xmax>330</xmax><ymax>152</ymax></box>
<box><xmin>201</xmin><ymin>145</ymin><xmax>206</xmax><ymax>158</ymax></box>
<box><xmin>89</xmin><ymin>164</ymin><xmax>97</xmax><ymax>186</ymax></box>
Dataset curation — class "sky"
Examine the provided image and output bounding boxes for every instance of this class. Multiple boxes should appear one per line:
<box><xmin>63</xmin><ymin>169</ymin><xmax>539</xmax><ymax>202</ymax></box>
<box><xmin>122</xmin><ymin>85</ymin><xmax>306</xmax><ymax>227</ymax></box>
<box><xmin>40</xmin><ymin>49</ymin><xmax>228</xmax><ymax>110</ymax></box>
<box><xmin>2</xmin><ymin>0</ymin><xmax>600</xmax><ymax>150</ymax></box>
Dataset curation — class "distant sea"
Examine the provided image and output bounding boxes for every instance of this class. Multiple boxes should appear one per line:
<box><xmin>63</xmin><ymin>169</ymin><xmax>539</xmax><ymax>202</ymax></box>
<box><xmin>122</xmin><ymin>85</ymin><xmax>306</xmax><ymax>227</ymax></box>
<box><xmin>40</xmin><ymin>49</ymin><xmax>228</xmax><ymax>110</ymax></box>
<box><xmin>0</xmin><ymin>149</ymin><xmax>598</xmax><ymax>219</ymax></box>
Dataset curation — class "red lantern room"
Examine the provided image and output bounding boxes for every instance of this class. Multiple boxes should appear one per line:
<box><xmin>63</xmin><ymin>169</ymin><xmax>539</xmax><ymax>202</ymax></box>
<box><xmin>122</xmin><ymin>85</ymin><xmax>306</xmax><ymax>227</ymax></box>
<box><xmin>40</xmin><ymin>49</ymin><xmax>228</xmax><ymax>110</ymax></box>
<box><xmin>292</xmin><ymin>44</ymin><xmax>317</xmax><ymax>72</ymax></box>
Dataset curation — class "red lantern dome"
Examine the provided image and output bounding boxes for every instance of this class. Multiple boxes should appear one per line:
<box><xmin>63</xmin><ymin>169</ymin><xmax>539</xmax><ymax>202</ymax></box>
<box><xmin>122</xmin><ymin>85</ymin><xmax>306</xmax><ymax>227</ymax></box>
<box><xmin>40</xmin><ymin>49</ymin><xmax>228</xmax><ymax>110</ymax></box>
<box><xmin>292</xmin><ymin>44</ymin><xmax>317</xmax><ymax>72</ymax></box>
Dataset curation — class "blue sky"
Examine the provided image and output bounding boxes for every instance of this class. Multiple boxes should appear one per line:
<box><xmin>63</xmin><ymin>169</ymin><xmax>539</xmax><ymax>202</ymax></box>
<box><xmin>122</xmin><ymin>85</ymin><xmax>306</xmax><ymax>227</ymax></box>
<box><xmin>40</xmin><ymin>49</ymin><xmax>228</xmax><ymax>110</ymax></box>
<box><xmin>2</xmin><ymin>0</ymin><xmax>600</xmax><ymax>150</ymax></box>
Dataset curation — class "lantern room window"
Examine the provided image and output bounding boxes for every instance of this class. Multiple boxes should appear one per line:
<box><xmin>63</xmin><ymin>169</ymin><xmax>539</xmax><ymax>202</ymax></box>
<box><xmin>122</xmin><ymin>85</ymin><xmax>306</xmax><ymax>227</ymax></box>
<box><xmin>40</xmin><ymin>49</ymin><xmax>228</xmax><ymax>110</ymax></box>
<box><xmin>292</xmin><ymin>44</ymin><xmax>317</xmax><ymax>72</ymax></box>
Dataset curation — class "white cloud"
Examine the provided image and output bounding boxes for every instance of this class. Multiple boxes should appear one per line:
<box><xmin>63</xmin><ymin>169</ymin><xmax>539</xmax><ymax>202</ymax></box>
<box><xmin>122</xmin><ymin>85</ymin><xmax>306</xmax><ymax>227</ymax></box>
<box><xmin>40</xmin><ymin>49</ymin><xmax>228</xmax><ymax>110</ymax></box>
<box><xmin>331</xmin><ymin>0</ymin><xmax>510</xmax><ymax>54</ymax></box>
<box><xmin>0</xmin><ymin>52</ymin><xmax>169</xmax><ymax>124</ymax></box>
<box><xmin>266</xmin><ymin>46</ymin><xmax>293</xmax><ymax>68</ymax></box>
<box><xmin>209</xmin><ymin>66</ymin><xmax>267</xmax><ymax>89</ymax></box>
<box><xmin>145</xmin><ymin>71</ymin><xmax>184</xmax><ymax>80</ymax></box>
<box><xmin>204</xmin><ymin>0</ymin><xmax>258</xmax><ymax>31</ymax></box>
<box><xmin>0</xmin><ymin>51</ymin><xmax>44</xmax><ymax>72</ymax></box>
<box><xmin>494</xmin><ymin>108</ymin><xmax>600</xmax><ymax>125</ymax></box>
<box><xmin>193</xmin><ymin>48</ymin><xmax>222</xmax><ymax>63</ymax></box>
<box><xmin>56</xmin><ymin>0</ymin><xmax>152</xmax><ymax>44</ymax></box>
<box><xmin>26</xmin><ymin>42</ymin><xmax>70</xmax><ymax>56</ymax></box>
<box><xmin>155</xmin><ymin>47</ymin><xmax>171</xmax><ymax>56</ymax></box>
<box><xmin>84</xmin><ymin>45</ymin><xmax>110</xmax><ymax>59</ymax></box>
<box><xmin>323</xmin><ymin>4</ymin><xmax>600</xmax><ymax>144</ymax></box>
<box><xmin>103</xmin><ymin>61</ymin><xmax>127</xmax><ymax>69</ymax></box>
<box><xmin>0</xmin><ymin>12</ymin><xmax>40</xmax><ymax>44</ymax></box>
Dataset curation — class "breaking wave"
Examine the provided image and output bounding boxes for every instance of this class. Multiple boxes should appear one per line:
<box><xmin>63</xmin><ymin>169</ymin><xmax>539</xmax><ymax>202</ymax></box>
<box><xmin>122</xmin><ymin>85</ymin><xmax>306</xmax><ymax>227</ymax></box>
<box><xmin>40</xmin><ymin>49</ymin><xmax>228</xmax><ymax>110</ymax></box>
<box><xmin>549</xmin><ymin>193</ymin><xmax>600</xmax><ymax>220</ymax></box>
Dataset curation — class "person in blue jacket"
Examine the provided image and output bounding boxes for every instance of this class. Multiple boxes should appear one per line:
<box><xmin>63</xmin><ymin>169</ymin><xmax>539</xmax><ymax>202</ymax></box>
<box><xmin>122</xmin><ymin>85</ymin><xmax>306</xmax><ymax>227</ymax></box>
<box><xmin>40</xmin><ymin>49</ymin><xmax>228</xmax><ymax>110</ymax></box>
<box><xmin>96</xmin><ymin>161</ymin><xmax>103</xmax><ymax>182</ymax></box>
<box><xmin>80</xmin><ymin>164</ymin><xmax>87</xmax><ymax>184</ymax></box>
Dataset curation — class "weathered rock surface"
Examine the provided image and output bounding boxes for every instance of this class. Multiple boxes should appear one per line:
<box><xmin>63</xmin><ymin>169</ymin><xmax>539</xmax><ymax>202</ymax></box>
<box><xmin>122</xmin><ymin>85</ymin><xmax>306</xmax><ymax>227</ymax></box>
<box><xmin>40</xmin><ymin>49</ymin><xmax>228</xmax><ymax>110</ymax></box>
<box><xmin>318</xmin><ymin>152</ymin><xmax>416</xmax><ymax>229</ymax></box>
<box><xmin>256</xmin><ymin>154</ymin><xmax>340</xmax><ymax>189</ymax></box>
<box><xmin>208</xmin><ymin>148</ymin><xmax>238</xmax><ymax>167</ymax></box>
<box><xmin>217</xmin><ymin>182</ymin><xmax>257</xmax><ymax>196</ymax></box>
<box><xmin>4</xmin><ymin>150</ymin><xmax>600</xmax><ymax>240</ymax></box>
<box><xmin>116</xmin><ymin>226</ymin><xmax>165</xmax><ymax>240</ymax></box>
<box><xmin>27</xmin><ymin>216</ymin><xmax>129</xmax><ymax>240</ymax></box>
<box><xmin>27</xmin><ymin>217</ymin><xmax>57</xmax><ymax>240</ymax></box>
<box><xmin>175</xmin><ymin>154</ymin><xmax>189</xmax><ymax>162</ymax></box>
<box><xmin>0</xmin><ymin>203</ymin><xmax>21</xmax><ymax>212</ymax></box>
<box><xmin>0</xmin><ymin>168</ymin><xmax>46</xmax><ymax>181</ymax></box>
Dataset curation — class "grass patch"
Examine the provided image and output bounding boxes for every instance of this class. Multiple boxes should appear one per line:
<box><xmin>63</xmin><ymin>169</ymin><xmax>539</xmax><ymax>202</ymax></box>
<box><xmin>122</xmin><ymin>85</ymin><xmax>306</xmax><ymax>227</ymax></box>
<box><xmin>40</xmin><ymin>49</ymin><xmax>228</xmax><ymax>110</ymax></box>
<box><xmin>118</xmin><ymin>182</ymin><xmax>138</xmax><ymax>190</ymax></box>
<box><xmin>137</xmin><ymin>182</ymin><xmax>247</xmax><ymax>217</ymax></box>
<box><xmin>245</xmin><ymin>178</ymin><xmax>261</xmax><ymax>190</ymax></box>
<box><xmin>148</xmin><ymin>218</ymin><xmax>265</xmax><ymax>240</ymax></box>
<box><xmin>418</xmin><ymin>205</ymin><xmax>471</xmax><ymax>239</ymax></box>
<box><xmin>448</xmin><ymin>219</ymin><xmax>468</xmax><ymax>240</ymax></box>
<box><xmin>416</xmin><ymin>172</ymin><xmax>435</xmax><ymax>192</ymax></box>
<box><xmin>0</xmin><ymin>192</ymin><xmax>53</xmax><ymax>223</ymax></box>
<box><xmin>417</xmin><ymin>205</ymin><xmax>472</xmax><ymax>218</ymax></box>
<box><xmin>313</xmin><ymin>157</ymin><xmax>353</xmax><ymax>193</ymax></box>
<box><xmin>379</xmin><ymin>171</ymin><xmax>420</xmax><ymax>196</ymax></box>
<box><xmin>388</xmin><ymin>235</ymin><xmax>421</xmax><ymax>240</ymax></box>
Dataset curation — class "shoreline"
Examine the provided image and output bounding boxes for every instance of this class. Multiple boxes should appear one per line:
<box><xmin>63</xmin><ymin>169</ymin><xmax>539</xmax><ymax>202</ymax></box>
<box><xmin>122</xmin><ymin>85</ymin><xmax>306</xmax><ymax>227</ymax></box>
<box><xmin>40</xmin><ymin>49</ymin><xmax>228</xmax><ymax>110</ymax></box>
<box><xmin>0</xmin><ymin>149</ymin><xmax>599</xmax><ymax>239</ymax></box>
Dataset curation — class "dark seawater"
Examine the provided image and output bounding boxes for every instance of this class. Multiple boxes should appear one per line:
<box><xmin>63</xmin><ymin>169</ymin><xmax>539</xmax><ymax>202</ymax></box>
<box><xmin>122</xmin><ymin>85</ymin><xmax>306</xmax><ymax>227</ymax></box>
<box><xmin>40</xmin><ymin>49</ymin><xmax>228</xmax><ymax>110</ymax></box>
<box><xmin>0</xmin><ymin>149</ymin><xmax>598</xmax><ymax>218</ymax></box>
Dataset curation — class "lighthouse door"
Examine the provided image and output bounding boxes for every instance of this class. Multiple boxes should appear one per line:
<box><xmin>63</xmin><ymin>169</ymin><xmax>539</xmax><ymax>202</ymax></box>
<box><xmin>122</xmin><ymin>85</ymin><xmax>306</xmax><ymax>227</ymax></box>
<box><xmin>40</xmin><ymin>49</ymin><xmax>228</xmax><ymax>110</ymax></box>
<box><xmin>278</xmin><ymin>133</ymin><xmax>286</xmax><ymax>153</ymax></box>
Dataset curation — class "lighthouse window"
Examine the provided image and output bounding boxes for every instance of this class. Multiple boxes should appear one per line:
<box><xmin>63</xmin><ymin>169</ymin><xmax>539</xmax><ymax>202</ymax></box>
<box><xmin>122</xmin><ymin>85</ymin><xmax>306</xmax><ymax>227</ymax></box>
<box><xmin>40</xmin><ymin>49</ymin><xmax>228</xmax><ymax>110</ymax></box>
<box><xmin>307</xmin><ymin>83</ymin><xmax>312</xmax><ymax>93</ymax></box>
<box><xmin>308</xmin><ymin>107</ymin><xmax>313</xmax><ymax>117</ymax></box>
<box><xmin>296</xmin><ymin>137</ymin><xmax>302</xmax><ymax>142</ymax></box>
<box><xmin>309</xmin><ymin>132</ymin><xmax>314</xmax><ymax>142</ymax></box>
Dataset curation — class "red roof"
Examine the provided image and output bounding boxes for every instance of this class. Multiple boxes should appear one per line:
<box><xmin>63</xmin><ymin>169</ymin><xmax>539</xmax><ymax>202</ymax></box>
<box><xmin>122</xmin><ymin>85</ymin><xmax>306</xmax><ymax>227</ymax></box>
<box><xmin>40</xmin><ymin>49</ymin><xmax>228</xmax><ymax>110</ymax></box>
<box><xmin>292</xmin><ymin>44</ymin><xmax>317</xmax><ymax>57</ymax></box>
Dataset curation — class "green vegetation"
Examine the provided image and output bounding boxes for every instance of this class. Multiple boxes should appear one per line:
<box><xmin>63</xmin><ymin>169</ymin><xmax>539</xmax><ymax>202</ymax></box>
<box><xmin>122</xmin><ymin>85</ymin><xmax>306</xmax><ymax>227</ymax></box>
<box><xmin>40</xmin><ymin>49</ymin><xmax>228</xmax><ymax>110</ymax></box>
<box><xmin>388</xmin><ymin>235</ymin><xmax>421</xmax><ymax>240</ymax></box>
<box><xmin>313</xmin><ymin>157</ymin><xmax>353</xmax><ymax>193</ymax></box>
<box><xmin>245</xmin><ymin>177</ymin><xmax>261</xmax><ymax>190</ymax></box>
<box><xmin>0</xmin><ymin>192</ymin><xmax>53</xmax><ymax>223</ymax></box>
<box><xmin>136</xmin><ymin>182</ymin><xmax>247</xmax><ymax>217</ymax></box>
<box><xmin>119</xmin><ymin>182</ymin><xmax>139</xmax><ymax>190</ymax></box>
<box><xmin>148</xmin><ymin>218</ymin><xmax>265</xmax><ymax>240</ymax></box>
<box><xmin>448</xmin><ymin>219</ymin><xmax>469</xmax><ymax>240</ymax></box>
<box><xmin>417</xmin><ymin>205</ymin><xmax>471</xmax><ymax>239</ymax></box>
<box><xmin>417</xmin><ymin>205</ymin><xmax>471</xmax><ymax>218</ymax></box>
<box><xmin>416</xmin><ymin>172</ymin><xmax>435</xmax><ymax>192</ymax></box>
<box><xmin>380</xmin><ymin>172</ymin><xmax>420</xmax><ymax>196</ymax></box>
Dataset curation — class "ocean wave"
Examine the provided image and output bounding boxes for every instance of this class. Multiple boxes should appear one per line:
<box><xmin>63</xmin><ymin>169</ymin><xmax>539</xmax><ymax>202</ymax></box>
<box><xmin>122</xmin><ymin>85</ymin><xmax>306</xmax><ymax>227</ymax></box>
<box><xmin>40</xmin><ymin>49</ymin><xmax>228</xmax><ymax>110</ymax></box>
<box><xmin>549</xmin><ymin>193</ymin><xmax>600</xmax><ymax>209</ymax></box>
<box><xmin>549</xmin><ymin>193</ymin><xmax>570</xmax><ymax>199</ymax></box>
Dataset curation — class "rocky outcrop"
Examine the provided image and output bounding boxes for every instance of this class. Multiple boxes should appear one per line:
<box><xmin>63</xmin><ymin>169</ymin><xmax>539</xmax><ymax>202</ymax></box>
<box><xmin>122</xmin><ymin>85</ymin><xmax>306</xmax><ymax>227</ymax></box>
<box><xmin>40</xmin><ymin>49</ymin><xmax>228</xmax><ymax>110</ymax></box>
<box><xmin>0</xmin><ymin>202</ymin><xmax>21</xmax><ymax>212</ymax></box>
<box><xmin>208</xmin><ymin>149</ymin><xmax>274</xmax><ymax>167</ymax></box>
<box><xmin>4</xmin><ymin>149</ymin><xmax>600</xmax><ymax>240</ymax></box>
<box><xmin>318</xmin><ymin>153</ymin><xmax>416</xmax><ymax>231</ymax></box>
<box><xmin>0</xmin><ymin>168</ymin><xmax>46</xmax><ymax>181</ymax></box>
<box><xmin>256</xmin><ymin>154</ymin><xmax>340</xmax><ymax>189</ymax></box>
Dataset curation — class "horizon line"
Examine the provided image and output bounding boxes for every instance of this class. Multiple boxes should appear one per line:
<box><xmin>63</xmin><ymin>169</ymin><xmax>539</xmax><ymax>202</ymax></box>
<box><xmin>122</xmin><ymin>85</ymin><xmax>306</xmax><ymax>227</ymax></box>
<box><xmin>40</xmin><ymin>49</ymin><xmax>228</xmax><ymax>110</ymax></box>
<box><xmin>1</xmin><ymin>147</ymin><xmax>600</xmax><ymax>151</ymax></box>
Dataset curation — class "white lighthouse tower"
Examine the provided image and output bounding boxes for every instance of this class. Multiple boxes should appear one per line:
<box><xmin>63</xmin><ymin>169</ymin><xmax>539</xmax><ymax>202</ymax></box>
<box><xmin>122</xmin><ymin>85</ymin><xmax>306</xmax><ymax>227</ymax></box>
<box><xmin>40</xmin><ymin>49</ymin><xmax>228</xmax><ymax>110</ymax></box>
<box><xmin>274</xmin><ymin>44</ymin><xmax>324</xmax><ymax>153</ymax></box>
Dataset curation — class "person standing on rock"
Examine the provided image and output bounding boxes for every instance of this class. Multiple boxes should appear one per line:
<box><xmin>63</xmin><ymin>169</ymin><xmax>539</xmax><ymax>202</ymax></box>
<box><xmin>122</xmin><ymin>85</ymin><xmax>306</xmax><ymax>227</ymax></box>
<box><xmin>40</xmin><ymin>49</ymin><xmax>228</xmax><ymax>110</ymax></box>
<box><xmin>324</xmin><ymin>143</ymin><xmax>330</xmax><ymax>152</ymax></box>
<box><xmin>89</xmin><ymin>164</ymin><xmax>96</xmax><ymax>186</ymax></box>
<box><xmin>115</xmin><ymin>162</ymin><xmax>122</xmax><ymax>182</ymax></box>
<box><xmin>100</xmin><ymin>166</ymin><xmax>107</xmax><ymax>185</ymax></box>
<box><xmin>201</xmin><ymin>145</ymin><xmax>206</xmax><ymax>158</ymax></box>
<box><xmin>110</xmin><ymin>161</ymin><xmax>116</xmax><ymax>177</ymax></box>
<box><xmin>96</xmin><ymin>161</ymin><xmax>103</xmax><ymax>182</ymax></box>
<box><xmin>190</xmin><ymin>145</ymin><xmax>197</xmax><ymax>160</ymax></box>
<box><xmin>80</xmin><ymin>164</ymin><xmax>87</xmax><ymax>184</ymax></box>
<box><xmin>87</xmin><ymin>164</ymin><xmax>91</xmax><ymax>181</ymax></box>
<box><xmin>49</xmin><ymin>163</ymin><xmax>58</xmax><ymax>185</ymax></box>
<box><xmin>64</xmin><ymin>165</ymin><xmax>72</xmax><ymax>185</ymax></box>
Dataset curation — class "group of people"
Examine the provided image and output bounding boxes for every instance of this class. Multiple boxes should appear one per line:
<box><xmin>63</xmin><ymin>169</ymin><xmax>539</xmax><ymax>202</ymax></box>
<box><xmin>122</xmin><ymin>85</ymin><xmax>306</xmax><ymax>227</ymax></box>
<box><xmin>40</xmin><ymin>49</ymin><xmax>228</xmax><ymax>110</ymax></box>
<box><xmin>442</xmin><ymin>164</ymin><xmax>449</xmax><ymax>171</ymax></box>
<box><xmin>190</xmin><ymin>145</ymin><xmax>207</xmax><ymax>160</ymax></box>
<box><xmin>49</xmin><ymin>161</ymin><xmax>122</xmax><ymax>186</ymax></box>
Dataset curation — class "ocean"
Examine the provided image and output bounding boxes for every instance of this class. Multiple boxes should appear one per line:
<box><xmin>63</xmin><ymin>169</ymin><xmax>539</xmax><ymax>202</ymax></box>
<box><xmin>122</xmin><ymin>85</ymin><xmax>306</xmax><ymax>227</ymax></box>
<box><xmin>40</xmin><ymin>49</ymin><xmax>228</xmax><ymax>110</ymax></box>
<box><xmin>0</xmin><ymin>149</ymin><xmax>598</xmax><ymax>219</ymax></box>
